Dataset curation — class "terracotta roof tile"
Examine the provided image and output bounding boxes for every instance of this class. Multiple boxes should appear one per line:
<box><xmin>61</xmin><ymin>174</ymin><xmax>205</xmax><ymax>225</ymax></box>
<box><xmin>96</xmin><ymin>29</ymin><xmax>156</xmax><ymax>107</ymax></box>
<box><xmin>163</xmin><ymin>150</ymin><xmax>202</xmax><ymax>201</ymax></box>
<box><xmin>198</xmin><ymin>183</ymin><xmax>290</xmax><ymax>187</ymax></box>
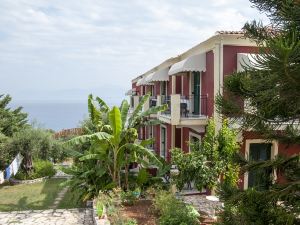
<box><xmin>216</xmin><ymin>30</ymin><xmax>245</xmax><ymax>35</ymax></box>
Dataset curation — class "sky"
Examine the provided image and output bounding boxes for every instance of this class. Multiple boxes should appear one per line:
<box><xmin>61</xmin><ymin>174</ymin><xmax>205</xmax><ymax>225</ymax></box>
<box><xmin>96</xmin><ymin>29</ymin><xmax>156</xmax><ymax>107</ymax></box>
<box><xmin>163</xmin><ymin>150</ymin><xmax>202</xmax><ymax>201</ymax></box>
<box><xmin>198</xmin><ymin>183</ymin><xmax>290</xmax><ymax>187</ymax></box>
<box><xmin>0</xmin><ymin>0</ymin><xmax>268</xmax><ymax>104</ymax></box>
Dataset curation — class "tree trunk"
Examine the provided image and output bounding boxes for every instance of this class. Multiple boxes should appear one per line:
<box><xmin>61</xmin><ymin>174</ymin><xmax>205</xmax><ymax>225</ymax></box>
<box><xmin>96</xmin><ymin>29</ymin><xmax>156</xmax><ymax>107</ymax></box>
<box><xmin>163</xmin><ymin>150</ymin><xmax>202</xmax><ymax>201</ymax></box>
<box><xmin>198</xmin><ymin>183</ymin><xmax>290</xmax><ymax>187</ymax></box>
<box><xmin>23</xmin><ymin>152</ymin><xmax>33</xmax><ymax>174</ymax></box>
<box><xmin>125</xmin><ymin>153</ymin><xmax>129</xmax><ymax>190</ymax></box>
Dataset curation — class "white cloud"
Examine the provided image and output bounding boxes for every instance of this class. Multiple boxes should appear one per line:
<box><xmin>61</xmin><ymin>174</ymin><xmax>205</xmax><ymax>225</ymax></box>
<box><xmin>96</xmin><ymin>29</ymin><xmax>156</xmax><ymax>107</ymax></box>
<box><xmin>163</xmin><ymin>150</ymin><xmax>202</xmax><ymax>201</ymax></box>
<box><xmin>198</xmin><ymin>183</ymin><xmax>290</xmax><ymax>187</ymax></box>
<box><xmin>0</xmin><ymin>0</ymin><xmax>268</xmax><ymax>102</ymax></box>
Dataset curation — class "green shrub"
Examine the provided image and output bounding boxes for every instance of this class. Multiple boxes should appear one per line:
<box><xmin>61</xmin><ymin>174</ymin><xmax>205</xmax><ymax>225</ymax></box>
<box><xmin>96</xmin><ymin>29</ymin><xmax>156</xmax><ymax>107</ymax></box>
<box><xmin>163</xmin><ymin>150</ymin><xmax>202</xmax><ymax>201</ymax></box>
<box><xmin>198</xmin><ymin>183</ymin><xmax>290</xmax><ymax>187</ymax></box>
<box><xmin>14</xmin><ymin>160</ymin><xmax>56</xmax><ymax>180</ymax></box>
<box><xmin>216</xmin><ymin>187</ymin><xmax>298</xmax><ymax>225</ymax></box>
<box><xmin>95</xmin><ymin>189</ymin><xmax>140</xmax><ymax>225</ymax></box>
<box><xmin>34</xmin><ymin>160</ymin><xmax>56</xmax><ymax>177</ymax></box>
<box><xmin>96</xmin><ymin>189</ymin><xmax>123</xmax><ymax>224</ymax></box>
<box><xmin>153</xmin><ymin>190</ymin><xmax>199</xmax><ymax>225</ymax></box>
<box><xmin>14</xmin><ymin>170</ymin><xmax>29</xmax><ymax>180</ymax></box>
<box><xmin>3</xmin><ymin>127</ymin><xmax>67</xmax><ymax>173</ymax></box>
<box><xmin>123</xmin><ymin>218</ymin><xmax>138</xmax><ymax>225</ymax></box>
<box><xmin>120</xmin><ymin>190</ymin><xmax>138</xmax><ymax>206</ymax></box>
<box><xmin>96</xmin><ymin>201</ymin><xmax>104</xmax><ymax>218</ymax></box>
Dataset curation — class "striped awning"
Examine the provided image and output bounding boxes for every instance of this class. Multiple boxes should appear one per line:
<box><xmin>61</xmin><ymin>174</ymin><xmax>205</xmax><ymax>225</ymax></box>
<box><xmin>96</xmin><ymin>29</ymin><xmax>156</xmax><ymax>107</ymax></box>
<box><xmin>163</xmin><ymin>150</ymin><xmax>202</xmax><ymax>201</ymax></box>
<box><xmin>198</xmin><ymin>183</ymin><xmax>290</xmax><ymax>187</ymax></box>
<box><xmin>125</xmin><ymin>88</ymin><xmax>136</xmax><ymax>96</ymax></box>
<box><xmin>136</xmin><ymin>73</ymin><xmax>154</xmax><ymax>86</ymax></box>
<box><xmin>146</xmin><ymin>67</ymin><xmax>169</xmax><ymax>82</ymax></box>
<box><xmin>169</xmin><ymin>53</ymin><xmax>206</xmax><ymax>75</ymax></box>
<box><xmin>237</xmin><ymin>53</ymin><xmax>259</xmax><ymax>72</ymax></box>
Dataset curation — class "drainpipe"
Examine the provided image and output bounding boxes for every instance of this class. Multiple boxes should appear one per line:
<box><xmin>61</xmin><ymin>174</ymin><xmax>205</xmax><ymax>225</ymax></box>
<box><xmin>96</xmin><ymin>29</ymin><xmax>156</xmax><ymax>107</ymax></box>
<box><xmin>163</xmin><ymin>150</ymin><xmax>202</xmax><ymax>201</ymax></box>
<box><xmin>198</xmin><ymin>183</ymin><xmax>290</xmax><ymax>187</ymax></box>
<box><xmin>219</xmin><ymin>37</ymin><xmax>224</xmax><ymax>94</ymax></box>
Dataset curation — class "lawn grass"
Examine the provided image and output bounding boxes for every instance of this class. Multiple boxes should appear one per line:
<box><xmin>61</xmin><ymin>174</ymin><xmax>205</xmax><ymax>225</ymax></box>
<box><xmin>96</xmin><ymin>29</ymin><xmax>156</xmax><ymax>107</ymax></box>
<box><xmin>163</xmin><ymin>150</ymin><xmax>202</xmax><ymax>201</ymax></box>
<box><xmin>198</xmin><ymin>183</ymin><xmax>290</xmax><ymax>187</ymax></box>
<box><xmin>0</xmin><ymin>178</ymin><xmax>66</xmax><ymax>211</ymax></box>
<box><xmin>57</xmin><ymin>188</ymin><xmax>85</xmax><ymax>209</ymax></box>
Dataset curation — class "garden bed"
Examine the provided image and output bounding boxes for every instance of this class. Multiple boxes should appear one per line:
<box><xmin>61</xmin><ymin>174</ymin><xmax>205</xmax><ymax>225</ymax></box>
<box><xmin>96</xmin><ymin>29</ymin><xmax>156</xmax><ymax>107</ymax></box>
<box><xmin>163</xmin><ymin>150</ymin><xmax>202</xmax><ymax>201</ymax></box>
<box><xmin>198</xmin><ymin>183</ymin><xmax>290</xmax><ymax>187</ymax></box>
<box><xmin>92</xmin><ymin>191</ymin><xmax>158</xmax><ymax>225</ymax></box>
<box><xmin>120</xmin><ymin>199</ymin><xmax>157</xmax><ymax>225</ymax></box>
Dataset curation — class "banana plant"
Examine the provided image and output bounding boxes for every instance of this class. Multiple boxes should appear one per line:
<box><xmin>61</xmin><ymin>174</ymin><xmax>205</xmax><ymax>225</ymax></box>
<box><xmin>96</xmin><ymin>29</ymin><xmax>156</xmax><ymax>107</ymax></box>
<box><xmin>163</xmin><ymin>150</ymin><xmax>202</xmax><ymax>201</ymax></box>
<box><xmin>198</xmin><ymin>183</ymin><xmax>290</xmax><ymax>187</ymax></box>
<box><xmin>67</xmin><ymin>94</ymin><xmax>167</xmax><ymax>192</ymax></box>
<box><xmin>127</xmin><ymin>93</ymin><xmax>167</xmax><ymax>129</ymax></box>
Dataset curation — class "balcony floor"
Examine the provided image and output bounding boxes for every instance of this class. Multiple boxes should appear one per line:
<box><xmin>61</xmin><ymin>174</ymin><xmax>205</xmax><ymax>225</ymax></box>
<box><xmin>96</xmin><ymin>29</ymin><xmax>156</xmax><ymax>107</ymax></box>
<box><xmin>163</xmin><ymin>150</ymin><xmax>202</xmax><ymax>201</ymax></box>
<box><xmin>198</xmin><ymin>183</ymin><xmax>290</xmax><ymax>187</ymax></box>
<box><xmin>159</xmin><ymin>113</ymin><xmax>208</xmax><ymax>125</ymax></box>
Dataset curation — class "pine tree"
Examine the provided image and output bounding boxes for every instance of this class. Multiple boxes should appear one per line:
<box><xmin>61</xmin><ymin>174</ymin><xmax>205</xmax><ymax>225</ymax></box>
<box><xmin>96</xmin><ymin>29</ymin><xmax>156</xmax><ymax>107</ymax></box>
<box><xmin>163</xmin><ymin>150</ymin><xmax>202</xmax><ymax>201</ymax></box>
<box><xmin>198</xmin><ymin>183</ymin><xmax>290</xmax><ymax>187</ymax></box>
<box><xmin>216</xmin><ymin>0</ymin><xmax>300</xmax><ymax>224</ymax></box>
<box><xmin>0</xmin><ymin>94</ymin><xmax>28</xmax><ymax>169</ymax></box>
<box><xmin>0</xmin><ymin>94</ymin><xmax>28</xmax><ymax>137</ymax></box>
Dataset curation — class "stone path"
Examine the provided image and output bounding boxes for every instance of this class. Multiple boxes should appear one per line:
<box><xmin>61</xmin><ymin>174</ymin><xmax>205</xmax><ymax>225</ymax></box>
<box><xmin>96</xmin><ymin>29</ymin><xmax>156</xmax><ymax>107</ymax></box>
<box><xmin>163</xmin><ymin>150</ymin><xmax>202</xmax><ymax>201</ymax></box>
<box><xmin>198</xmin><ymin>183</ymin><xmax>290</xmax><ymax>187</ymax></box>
<box><xmin>52</xmin><ymin>186</ymin><xmax>69</xmax><ymax>208</ymax></box>
<box><xmin>182</xmin><ymin>195</ymin><xmax>223</xmax><ymax>218</ymax></box>
<box><xmin>53</xmin><ymin>167</ymin><xmax>72</xmax><ymax>179</ymax></box>
<box><xmin>0</xmin><ymin>209</ymin><xmax>94</xmax><ymax>225</ymax></box>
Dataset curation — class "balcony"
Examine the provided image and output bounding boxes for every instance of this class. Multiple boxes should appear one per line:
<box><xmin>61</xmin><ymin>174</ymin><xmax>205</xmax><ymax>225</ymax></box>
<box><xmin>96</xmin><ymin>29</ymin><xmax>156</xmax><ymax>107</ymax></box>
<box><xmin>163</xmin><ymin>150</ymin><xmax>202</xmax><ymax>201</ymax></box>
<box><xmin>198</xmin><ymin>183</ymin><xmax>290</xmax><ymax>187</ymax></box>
<box><xmin>180</xmin><ymin>95</ymin><xmax>207</xmax><ymax>118</ymax></box>
<box><xmin>130</xmin><ymin>95</ymin><xmax>140</xmax><ymax>112</ymax></box>
<box><xmin>130</xmin><ymin>95</ymin><xmax>159</xmax><ymax>111</ymax></box>
<box><xmin>159</xmin><ymin>94</ymin><xmax>208</xmax><ymax>126</ymax></box>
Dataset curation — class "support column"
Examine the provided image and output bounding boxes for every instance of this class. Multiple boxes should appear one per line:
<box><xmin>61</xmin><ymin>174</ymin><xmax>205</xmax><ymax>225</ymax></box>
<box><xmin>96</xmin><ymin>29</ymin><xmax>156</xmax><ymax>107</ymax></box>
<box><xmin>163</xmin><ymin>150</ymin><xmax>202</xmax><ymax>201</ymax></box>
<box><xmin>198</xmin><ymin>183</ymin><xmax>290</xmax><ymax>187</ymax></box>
<box><xmin>171</xmin><ymin>94</ymin><xmax>180</xmax><ymax>125</ymax></box>
<box><xmin>144</xmin><ymin>97</ymin><xmax>150</xmax><ymax>111</ymax></box>
<box><xmin>171</xmin><ymin>75</ymin><xmax>176</xmax><ymax>94</ymax></box>
<box><xmin>157</xmin><ymin>95</ymin><xmax>161</xmax><ymax>116</ymax></box>
<box><xmin>133</xmin><ymin>96</ymin><xmax>140</xmax><ymax>110</ymax></box>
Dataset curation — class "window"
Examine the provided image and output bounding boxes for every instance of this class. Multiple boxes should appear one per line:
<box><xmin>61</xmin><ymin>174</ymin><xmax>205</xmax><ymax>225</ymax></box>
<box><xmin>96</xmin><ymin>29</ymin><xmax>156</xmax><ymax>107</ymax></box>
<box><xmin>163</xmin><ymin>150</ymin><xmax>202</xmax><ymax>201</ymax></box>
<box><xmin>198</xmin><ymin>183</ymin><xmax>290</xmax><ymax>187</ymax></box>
<box><xmin>244</xmin><ymin>139</ymin><xmax>278</xmax><ymax>190</ymax></box>
<box><xmin>189</xmin><ymin>132</ymin><xmax>201</xmax><ymax>152</ymax></box>
<box><xmin>248</xmin><ymin>143</ymin><xmax>272</xmax><ymax>190</ymax></box>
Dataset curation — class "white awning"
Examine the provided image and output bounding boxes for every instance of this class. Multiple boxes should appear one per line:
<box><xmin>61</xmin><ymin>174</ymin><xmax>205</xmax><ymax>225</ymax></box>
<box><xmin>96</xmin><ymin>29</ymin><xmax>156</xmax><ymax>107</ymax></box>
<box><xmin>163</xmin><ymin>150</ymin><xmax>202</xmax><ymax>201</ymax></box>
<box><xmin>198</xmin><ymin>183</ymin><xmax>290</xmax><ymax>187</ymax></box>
<box><xmin>136</xmin><ymin>74</ymin><xmax>154</xmax><ymax>86</ymax></box>
<box><xmin>237</xmin><ymin>53</ymin><xmax>259</xmax><ymax>72</ymax></box>
<box><xmin>168</xmin><ymin>53</ymin><xmax>206</xmax><ymax>75</ymax></box>
<box><xmin>146</xmin><ymin>67</ymin><xmax>169</xmax><ymax>82</ymax></box>
<box><xmin>125</xmin><ymin>88</ymin><xmax>136</xmax><ymax>96</ymax></box>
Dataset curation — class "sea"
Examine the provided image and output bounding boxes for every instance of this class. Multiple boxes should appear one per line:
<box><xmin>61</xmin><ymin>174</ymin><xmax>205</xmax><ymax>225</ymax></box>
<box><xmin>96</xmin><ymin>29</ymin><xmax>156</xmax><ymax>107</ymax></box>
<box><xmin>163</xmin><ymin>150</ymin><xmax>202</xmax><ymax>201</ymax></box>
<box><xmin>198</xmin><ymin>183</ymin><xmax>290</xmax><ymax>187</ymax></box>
<box><xmin>15</xmin><ymin>102</ymin><xmax>89</xmax><ymax>131</ymax></box>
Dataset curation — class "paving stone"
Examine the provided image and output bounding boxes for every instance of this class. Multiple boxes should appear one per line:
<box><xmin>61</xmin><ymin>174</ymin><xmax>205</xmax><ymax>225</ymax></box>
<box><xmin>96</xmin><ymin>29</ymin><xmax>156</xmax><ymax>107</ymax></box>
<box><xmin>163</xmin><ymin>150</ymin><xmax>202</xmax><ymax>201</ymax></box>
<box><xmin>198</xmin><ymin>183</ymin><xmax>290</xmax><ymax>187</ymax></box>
<box><xmin>182</xmin><ymin>195</ymin><xmax>223</xmax><ymax>218</ymax></box>
<box><xmin>0</xmin><ymin>209</ymin><xmax>94</xmax><ymax>225</ymax></box>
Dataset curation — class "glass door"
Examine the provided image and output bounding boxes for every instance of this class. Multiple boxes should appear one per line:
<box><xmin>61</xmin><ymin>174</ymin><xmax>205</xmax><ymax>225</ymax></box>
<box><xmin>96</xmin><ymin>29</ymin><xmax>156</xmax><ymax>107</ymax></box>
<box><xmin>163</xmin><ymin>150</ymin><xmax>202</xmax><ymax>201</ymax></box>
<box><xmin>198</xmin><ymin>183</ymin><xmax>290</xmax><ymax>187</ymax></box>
<box><xmin>148</xmin><ymin>126</ymin><xmax>154</xmax><ymax>149</ymax></box>
<box><xmin>193</xmin><ymin>72</ymin><xmax>200</xmax><ymax>115</ymax></box>
<box><xmin>151</xmin><ymin>85</ymin><xmax>155</xmax><ymax>96</ymax></box>
<box><xmin>161</xmin><ymin>127</ymin><xmax>166</xmax><ymax>159</ymax></box>
<box><xmin>161</xmin><ymin>81</ymin><xmax>167</xmax><ymax>96</ymax></box>
<box><xmin>248</xmin><ymin>143</ymin><xmax>272</xmax><ymax>190</ymax></box>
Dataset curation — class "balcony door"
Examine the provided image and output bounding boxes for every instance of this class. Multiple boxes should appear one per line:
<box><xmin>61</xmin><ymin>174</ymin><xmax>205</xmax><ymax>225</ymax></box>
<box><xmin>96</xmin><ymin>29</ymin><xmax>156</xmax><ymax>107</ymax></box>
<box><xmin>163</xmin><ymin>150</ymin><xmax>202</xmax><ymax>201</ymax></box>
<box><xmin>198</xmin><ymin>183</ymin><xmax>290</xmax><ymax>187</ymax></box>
<box><xmin>192</xmin><ymin>72</ymin><xmax>201</xmax><ymax>115</ymax></box>
<box><xmin>248</xmin><ymin>143</ymin><xmax>272</xmax><ymax>190</ymax></box>
<box><xmin>175</xmin><ymin>128</ymin><xmax>181</xmax><ymax>149</ymax></box>
<box><xmin>161</xmin><ymin>81</ymin><xmax>167</xmax><ymax>96</ymax></box>
<box><xmin>150</xmin><ymin>85</ymin><xmax>155</xmax><ymax>96</ymax></box>
<box><xmin>148</xmin><ymin>126</ymin><xmax>154</xmax><ymax>149</ymax></box>
<box><xmin>160</xmin><ymin>126</ymin><xmax>167</xmax><ymax>159</ymax></box>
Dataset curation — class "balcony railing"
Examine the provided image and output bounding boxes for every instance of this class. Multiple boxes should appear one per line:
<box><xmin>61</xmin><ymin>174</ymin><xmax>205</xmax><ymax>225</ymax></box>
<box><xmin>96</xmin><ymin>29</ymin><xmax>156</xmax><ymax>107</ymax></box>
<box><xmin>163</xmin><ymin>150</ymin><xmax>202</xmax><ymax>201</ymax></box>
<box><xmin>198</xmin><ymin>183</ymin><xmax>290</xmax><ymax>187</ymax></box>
<box><xmin>149</xmin><ymin>96</ymin><xmax>157</xmax><ymax>107</ymax></box>
<box><xmin>180</xmin><ymin>95</ymin><xmax>207</xmax><ymax>117</ymax></box>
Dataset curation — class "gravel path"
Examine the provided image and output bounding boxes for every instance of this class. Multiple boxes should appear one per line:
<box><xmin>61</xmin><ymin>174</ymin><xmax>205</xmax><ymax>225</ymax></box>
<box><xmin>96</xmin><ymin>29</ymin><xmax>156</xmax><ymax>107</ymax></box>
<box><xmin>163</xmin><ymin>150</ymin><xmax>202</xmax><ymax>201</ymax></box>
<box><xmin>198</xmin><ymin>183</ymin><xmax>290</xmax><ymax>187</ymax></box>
<box><xmin>0</xmin><ymin>208</ymin><xmax>94</xmax><ymax>225</ymax></box>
